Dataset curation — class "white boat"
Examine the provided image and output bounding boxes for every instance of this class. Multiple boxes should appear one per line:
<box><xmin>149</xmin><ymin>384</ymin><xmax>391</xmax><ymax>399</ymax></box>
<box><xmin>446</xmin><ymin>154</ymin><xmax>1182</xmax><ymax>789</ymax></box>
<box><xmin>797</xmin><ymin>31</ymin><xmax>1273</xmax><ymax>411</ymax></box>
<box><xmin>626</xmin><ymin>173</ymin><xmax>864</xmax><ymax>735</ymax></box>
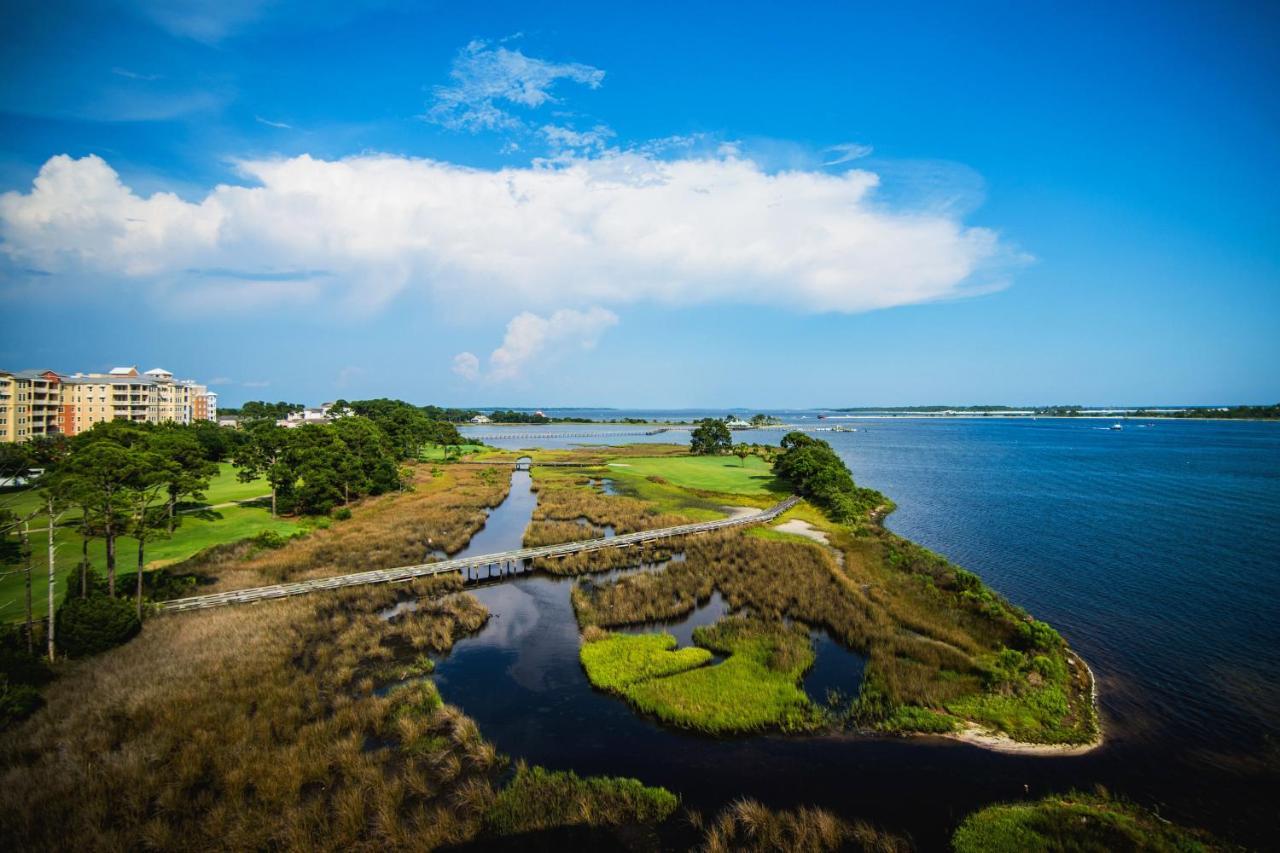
<box><xmin>1110</xmin><ymin>423</ymin><xmax>1124</xmax><ymax>431</ymax></box>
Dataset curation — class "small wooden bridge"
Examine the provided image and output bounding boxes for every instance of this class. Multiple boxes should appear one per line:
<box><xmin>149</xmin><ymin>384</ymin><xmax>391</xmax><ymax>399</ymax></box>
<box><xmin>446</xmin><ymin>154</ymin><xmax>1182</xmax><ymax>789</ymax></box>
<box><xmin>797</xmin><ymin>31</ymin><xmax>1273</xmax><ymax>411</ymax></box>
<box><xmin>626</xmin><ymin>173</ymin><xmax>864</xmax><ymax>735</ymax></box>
<box><xmin>159</xmin><ymin>496</ymin><xmax>801</xmax><ymax>613</ymax></box>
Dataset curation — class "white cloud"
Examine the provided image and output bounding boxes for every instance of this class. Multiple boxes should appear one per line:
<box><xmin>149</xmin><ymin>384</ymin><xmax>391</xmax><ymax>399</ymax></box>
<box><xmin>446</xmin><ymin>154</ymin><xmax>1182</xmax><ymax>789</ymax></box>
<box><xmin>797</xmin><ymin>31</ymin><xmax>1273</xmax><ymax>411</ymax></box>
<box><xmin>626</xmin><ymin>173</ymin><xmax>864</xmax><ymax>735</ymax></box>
<box><xmin>455</xmin><ymin>308</ymin><xmax>617</xmax><ymax>382</ymax></box>
<box><xmin>255</xmin><ymin>116</ymin><xmax>294</xmax><ymax>129</ymax></box>
<box><xmin>540</xmin><ymin>123</ymin><xmax>614</xmax><ymax>151</ymax></box>
<box><xmin>427</xmin><ymin>40</ymin><xmax>604</xmax><ymax>132</ymax></box>
<box><xmin>451</xmin><ymin>352</ymin><xmax>480</xmax><ymax>381</ymax></box>
<box><xmin>823</xmin><ymin>142</ymin><xmax>874</xmax><ymax>166</ymax></box>
<box><xmin>487</xmin><ymin>307</ymin><xmax>617</xmax><ymax>380</ymax></box>
<box><xmin>0</xmin><ymin>150</ymin><xmax>1021</xmax><ymax>317</ymax></box>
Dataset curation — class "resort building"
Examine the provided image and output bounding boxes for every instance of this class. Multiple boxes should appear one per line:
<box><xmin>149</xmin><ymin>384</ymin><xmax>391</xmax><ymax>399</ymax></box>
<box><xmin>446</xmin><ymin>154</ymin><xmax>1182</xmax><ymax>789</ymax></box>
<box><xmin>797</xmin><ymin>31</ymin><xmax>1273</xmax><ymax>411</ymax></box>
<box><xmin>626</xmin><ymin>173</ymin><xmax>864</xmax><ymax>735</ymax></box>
<box><xmin>469</xmin><ymin>414</ymin><xmax>491</xmax><ymax>425</ymax></box>
<box><xmin>0</xmin><ymin>365</ymin><xmax>217</xmax><ymax>442</ymax></box>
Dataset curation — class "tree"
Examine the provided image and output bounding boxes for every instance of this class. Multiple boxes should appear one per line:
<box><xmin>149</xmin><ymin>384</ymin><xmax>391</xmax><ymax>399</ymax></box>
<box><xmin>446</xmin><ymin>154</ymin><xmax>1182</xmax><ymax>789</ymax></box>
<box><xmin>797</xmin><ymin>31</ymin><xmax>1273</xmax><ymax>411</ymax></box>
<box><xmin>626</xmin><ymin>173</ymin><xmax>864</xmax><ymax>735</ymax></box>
<box><xmin>233</xmin><ymin>422</ymin><xmax>295</xmax><ymax>517</ymax></box>
<box><xmin>689</xmin><ymin>418</ymin><xmax>732</xmax><ymax>455</ymax></box>
<box><xmin>150</xmin><ymin>425</ymin><xmax>218</xmax><ymax>533</ymax></box>
<box><xmin>125</xmin><ymin>449</ymin><xmax>171</xmax><ymax>619</ymax></box>
<box><xmin>21</xmin><ymin>436</ymin><xmax>71</xmax><ymax>661</ymax></box>
<box><xmin>58</xmin><ymin>442</ymin><xmax>147</xmax><ymax>596</ymax></box>
<box><xmin>733</xmin><ymin>443</ymin><xmax>751</xmax><ymax>466</ymax></box>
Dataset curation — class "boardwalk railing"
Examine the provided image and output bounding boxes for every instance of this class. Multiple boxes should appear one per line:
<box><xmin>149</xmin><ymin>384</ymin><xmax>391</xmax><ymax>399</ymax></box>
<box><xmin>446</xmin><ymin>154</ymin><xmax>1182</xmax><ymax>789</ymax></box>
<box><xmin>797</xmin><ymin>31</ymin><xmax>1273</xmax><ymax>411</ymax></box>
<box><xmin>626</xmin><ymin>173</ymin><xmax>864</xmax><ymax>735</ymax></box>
<box><xmin>159</xmin><ymin>496</ymin><xmax>801</xmax><ymax>613</ymax></box>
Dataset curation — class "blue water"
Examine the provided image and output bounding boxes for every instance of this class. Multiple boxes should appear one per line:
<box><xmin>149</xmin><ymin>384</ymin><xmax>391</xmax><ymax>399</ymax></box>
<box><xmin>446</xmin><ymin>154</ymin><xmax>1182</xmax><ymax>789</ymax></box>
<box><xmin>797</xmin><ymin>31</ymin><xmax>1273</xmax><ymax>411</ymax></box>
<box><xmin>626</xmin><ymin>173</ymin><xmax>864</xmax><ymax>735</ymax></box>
<box><xmin>449</xmin><ymin>416</ymin><xmax>1280</xmax><ymax>846</ymax></box>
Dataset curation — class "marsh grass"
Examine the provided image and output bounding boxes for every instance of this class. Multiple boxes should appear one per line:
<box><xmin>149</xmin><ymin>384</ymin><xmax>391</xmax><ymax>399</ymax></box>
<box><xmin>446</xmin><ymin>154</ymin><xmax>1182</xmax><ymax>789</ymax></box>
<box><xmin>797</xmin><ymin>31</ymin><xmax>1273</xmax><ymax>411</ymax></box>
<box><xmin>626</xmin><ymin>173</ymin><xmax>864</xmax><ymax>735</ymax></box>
<box><xmin>174</xmin><ymin>464</ymin><xmax>511</xmax><ymax>593</ymax></box>
<box><xmin>0</xmin><ymin>575</ymin><xmax>503</xmax><ymax>850</ymax></box>
<box><xmin>569</xmin><ymin>479</ymin><xmax>1097</xmax><ymax>744</ymax></box>
<box><xmin>485</xmin><ymin>763</ymin><xmax>678</xmax><ymax>835</ymax></box>
<box><xmin>579</xmin><ymin>631</ymin><xmax>712</xmax><ymax>691</ymax></box>
<box><xmin>696</xmin><ymin>798</ymin><xmax>911</xmax><ymax>853</ymax></box>
<box><xmin>951</xmin><ymin>791</ymin><xmax>1227</xmax><ymax>853</ymax></box>
<box><xmin>580</xmin><ymin>616</ymin><xmax>819</xmax><ymax>735</ymax></box>
<box><xmin>2</xmin><ymin>461</ymin><xmax>687</xmax><ymax>850</ymax></box>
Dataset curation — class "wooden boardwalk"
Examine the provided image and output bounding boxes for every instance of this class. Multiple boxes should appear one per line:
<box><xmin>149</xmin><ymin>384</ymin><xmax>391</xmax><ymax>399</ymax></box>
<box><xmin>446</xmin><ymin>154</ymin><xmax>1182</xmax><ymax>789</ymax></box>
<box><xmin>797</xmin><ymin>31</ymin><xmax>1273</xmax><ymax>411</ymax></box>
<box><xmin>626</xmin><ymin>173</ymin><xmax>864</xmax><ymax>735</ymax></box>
<box><xmin>159</xmin><ymin>496</ymin><xmax>801</xmax><ymax>613</ymax></box>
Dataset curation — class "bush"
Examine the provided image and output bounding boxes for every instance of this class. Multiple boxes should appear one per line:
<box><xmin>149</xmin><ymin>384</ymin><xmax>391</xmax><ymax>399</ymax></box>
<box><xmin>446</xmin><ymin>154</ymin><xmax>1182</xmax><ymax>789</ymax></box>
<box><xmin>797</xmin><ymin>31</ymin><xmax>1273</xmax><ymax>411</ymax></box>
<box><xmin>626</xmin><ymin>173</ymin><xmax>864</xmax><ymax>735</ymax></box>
<box><xmin>333</xmin><ymin>507</ymin><xmax>352</xmax><ymax>521</ymax></box>
<box><xmin>0</xmin><ymin>678</ymin><xmax>42</xmax><ymax>728</ymax></box>
<box><xmin>56</xmin><ymin>595</ymin><xmax>141</xmax><ymax>658</ymax></box>
<box><xmin>254</xmin><ymin>529</ymin><xmax>288</xmax><ymax>549</ymax></box>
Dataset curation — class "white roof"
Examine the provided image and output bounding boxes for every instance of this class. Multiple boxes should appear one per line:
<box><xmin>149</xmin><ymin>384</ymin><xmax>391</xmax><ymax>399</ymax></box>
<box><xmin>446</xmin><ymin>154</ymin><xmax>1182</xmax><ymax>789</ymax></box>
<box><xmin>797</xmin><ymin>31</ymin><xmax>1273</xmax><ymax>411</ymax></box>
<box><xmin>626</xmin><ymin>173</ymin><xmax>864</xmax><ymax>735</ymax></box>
<box><xmin>144</xmin><ymin>368</ymin><xmax>173</xmax><ymax>377</ymax></box>
<box><xmin>108</xmin><ymin>366</ymin><xmax>138</xmax><ymax>376</ymax></box>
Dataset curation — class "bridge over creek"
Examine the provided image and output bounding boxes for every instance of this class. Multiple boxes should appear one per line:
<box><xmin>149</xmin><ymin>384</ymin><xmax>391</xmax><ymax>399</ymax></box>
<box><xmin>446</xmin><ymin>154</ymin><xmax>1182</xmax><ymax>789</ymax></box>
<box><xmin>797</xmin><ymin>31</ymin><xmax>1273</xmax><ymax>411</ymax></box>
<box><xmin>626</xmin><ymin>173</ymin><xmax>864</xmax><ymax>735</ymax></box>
<box><xmin>159</xmin><ymin>496</ymin><xmax>801</xmax><ymax>613</ymax></box>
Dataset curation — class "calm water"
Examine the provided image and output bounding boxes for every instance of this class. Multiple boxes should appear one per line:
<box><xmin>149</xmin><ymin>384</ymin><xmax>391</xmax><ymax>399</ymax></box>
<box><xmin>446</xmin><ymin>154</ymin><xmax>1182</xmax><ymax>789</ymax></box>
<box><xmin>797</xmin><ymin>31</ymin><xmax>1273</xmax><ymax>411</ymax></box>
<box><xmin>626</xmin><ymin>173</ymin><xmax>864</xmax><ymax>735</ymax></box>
<box><xmin>445</xmin><ymin>417</ymin><xmax>1280</xmax><ymax>847</ymax></box>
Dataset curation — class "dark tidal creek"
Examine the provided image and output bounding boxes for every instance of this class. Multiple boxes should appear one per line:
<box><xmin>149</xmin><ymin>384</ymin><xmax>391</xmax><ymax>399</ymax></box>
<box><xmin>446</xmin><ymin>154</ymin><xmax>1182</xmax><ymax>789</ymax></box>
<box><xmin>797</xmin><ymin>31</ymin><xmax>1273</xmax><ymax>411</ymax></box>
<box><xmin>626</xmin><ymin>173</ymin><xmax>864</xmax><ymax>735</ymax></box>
<box><xmin>435</xmin><ymin>423</ymin><xmax>1280</xmax><ymax>848</ymax></box>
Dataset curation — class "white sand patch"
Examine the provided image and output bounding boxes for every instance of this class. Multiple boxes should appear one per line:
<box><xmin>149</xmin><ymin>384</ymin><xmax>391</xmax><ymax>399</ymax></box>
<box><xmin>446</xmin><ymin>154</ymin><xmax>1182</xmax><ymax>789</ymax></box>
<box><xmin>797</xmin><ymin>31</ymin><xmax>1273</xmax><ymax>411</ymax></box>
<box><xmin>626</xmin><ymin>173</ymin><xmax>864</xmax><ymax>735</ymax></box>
<box><xmin>943</xmin><ymin>724</ymin><xmax>1103</xmax><ymax>756</ymax></box>
<box><xmin>774</xmin><ymin>518</ymin><xmax>830</xmax><ymax>545</ymax></box>
<box><xmin>721</xmin><ymin>505</ymin><xmax>758</xmax><ymax>520</ymax></box>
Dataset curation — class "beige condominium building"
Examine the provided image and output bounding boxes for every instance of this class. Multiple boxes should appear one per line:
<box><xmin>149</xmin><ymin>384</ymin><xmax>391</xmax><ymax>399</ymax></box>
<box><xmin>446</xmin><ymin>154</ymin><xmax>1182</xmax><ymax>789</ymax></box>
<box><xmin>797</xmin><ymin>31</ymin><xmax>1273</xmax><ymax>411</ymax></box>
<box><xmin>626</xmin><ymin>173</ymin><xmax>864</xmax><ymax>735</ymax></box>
<box><xmin>1</xmin><ymin>366</ymin><xmax>217</xmax><ymax>442</ymax></box>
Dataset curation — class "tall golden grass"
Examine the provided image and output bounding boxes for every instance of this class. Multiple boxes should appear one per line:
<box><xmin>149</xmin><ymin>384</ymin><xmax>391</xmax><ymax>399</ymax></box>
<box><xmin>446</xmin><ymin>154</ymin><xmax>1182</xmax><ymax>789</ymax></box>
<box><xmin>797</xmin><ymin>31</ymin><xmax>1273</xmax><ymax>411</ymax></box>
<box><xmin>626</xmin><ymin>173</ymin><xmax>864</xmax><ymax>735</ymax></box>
<box><xmin>191</xmin><ymin>464</ymin><xmax>510</xmax><ymax>592</ymax></box>
<box><xmin>695</xmin><ymin>798</ymin><xmax>910</xmax><ymax>853</ymax></box>
<box><xmin>0</xmin><ymin>575</ymin><xmax>499</xmax><ymax>850</ymax></box>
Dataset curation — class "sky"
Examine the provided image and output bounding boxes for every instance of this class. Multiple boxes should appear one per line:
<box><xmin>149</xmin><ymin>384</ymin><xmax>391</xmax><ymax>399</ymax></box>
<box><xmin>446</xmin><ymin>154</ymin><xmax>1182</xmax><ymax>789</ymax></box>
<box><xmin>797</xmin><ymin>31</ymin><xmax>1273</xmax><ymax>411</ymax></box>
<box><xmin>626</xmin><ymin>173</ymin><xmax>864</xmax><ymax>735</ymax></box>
<box><xmin>1</xmin><ymin>0</ymin><xmax>1277</xmax><ymax>408</ymax></box>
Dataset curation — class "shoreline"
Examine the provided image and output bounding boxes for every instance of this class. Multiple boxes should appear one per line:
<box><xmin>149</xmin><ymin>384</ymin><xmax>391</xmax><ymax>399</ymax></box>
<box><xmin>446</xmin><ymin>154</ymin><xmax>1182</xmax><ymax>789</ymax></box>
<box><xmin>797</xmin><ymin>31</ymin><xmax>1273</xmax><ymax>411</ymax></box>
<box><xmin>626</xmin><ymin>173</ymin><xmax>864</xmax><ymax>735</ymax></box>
<box><xmin>939</xmin><ymin>655</ymin><xmax>1103</xmax><ymax>756</ymax></box>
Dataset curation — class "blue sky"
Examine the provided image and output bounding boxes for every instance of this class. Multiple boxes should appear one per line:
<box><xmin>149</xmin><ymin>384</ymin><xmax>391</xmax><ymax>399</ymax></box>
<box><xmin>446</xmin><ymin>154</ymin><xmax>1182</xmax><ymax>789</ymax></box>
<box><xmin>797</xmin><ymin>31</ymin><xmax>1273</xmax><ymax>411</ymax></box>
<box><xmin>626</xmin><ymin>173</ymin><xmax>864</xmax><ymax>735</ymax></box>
<box><xmin>1</xmin><ymin>0</ymin><xmax>1276</xmax><ymax>407</ymax></box>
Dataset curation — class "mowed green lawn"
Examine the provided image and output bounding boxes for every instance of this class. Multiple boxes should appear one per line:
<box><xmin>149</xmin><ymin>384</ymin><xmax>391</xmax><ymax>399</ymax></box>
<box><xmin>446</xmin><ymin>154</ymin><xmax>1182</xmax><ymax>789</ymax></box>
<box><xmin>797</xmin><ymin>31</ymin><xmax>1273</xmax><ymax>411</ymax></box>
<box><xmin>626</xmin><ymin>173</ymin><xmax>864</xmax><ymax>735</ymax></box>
<box><xmin>0</xmin><ymin>465</ymin><xmax>296</xmax><ymax>623</ymax></box>
<box><xmin>605</xmin><ymin>455</ymin><xmax>785</xmax><ymax>497</ymax></box>
<box><xmin>419</xmin><ymin>443</ymin><xmax>488</xmax><ymax>461</ymax></box>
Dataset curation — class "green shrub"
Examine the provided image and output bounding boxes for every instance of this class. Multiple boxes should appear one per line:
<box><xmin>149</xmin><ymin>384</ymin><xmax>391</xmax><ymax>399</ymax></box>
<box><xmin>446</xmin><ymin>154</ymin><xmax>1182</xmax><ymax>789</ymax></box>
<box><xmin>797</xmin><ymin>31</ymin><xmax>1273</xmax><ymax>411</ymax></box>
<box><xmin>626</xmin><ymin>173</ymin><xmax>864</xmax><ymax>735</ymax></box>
<box><xmin>56</xmin><ymin>595</ymin><xmax>141</xmax><ymax>657</ymax></box>
<box><xmin>0</xmin><ymin>678</ymin><xmax>42</xmax><ymax>728</ymax></box>
<box><xmin>486</xmin><ymin>764</ymin><xmax>678</xmax><ymax>834</ymax></box>
<box><xmin>953</xmin><ymin>792</ymin><xmax>1225</xmax><ymax>853</ymax></box>
<box><xmin>333</xmin><ymin>507</ymin><xmax>352</xmax><ymax>521</ymax></box>
<box><xmin>253</xmin><ymin>529</ymin><xmax>288</xmax><ymax>549</ymax></box>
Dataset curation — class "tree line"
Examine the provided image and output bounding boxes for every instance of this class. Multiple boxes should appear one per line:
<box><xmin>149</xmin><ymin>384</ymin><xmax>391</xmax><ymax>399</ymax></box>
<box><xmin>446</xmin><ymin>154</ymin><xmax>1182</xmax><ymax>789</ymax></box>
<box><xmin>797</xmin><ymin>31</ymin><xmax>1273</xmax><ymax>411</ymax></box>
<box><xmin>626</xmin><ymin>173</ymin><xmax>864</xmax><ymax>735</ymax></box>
<box><xmin>0</xmin><ymin>400</ymin><xmax>463</xmax><ymax>678</ymax></box>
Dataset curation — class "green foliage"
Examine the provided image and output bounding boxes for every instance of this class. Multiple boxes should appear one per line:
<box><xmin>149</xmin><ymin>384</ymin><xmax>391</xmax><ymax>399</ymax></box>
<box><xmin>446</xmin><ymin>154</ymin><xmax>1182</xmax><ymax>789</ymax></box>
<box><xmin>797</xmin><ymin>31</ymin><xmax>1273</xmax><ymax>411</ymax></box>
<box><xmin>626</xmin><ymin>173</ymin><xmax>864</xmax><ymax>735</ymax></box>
<box><xmin>345</xmin><ymin>398</ymin><xmax>464</xmax><ymax>457</ymax></box>
<box><xmin>0</xmin><ymin>679</ymin><xmax>42</xmax><ymax>729</ymax></box>
<box><xmin>333</xmin><ymin>507</ymin><xmax>352</xmax><ymax>521</ymax></box>
<box><xmin>581</xmin><ymin>616</ymin><xmax>820</xmax><ymax>735</ymax></box>
<box><xmin>233</xmin><ymin>416</ymin><xmax>406</xmax><ymax>515</ymax></box>
<box><xmin>773</xmin><ymin>432</ymin><xmax>886</xmax><ymax>523</ymax></box>
<box><xmin>880</xmin><ymin>705</ymin><xmax>958</xmax><ymax>734</ymax></box>
<box><xmin>55</xmin><ymin>593</ymin><xmax>140</xmax><ymax>657</ymax></box>
<box><xmin>253</xmin><ymin>529</ymin><xmax>288</xmax><ymax>549</ymax></box>
<box><xmin>579</xmin><ymin>631</ymin><xmax>712</xmax><ymax>691</ymax></box>
<box><xmin>229</xmin><ymin>401</ymin><xmax>304</xmax><ymax>421</ymax></box>
<box><xmin>953</xmin><ymin>792</ymin><xmax>1225</xmax><ymax>853</ymax></box>
<box><xmin>689</xmin><ymin>418</ymin><xmax>732</xmax><ymax>455</ymax></box>
<box><xmin>486</xmin><ymin>763</ymin><xmax>678</xmax><ymax>835</ymax></box>
<box><xmin>0</xmin><ymin>627</ymin><xmax>52</xmax><ymax>728</ymax></box>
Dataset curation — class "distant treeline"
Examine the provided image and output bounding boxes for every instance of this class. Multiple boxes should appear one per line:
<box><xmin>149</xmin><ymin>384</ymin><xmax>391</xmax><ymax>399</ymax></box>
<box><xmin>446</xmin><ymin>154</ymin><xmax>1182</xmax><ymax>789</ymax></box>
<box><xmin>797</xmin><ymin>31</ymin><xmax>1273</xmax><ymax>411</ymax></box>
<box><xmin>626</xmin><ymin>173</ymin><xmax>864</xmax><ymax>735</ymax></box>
<box><xmin>222</xmin><ymin>402</ymin><xmax>658</xmax><ymax>425</ymax></box>
<box><xmin>833</xmin><ymin>404</ymin><xmax>1280</xmax><ymax>419</ymax></box>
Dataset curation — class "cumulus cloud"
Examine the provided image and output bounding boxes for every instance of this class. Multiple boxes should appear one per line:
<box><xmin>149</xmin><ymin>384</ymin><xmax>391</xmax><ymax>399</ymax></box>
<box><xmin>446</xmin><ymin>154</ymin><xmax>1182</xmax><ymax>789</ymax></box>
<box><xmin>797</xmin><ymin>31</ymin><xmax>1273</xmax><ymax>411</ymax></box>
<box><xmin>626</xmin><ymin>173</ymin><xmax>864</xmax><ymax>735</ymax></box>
<box><xmin>451</xmin><ymin>352</ymin><xmax>480</xmax><ymax>381</ymax></box>
<box><xmin>0</xmin><ymin>151</ymin><xmax>1019</xmax><ymax>316</ymax></box>
<box><xmin>455</xmin><ymin>308</ymin><xmax>618</xmax><ymax>382</ymax></box>
<box><xmin>427</xmin><ymin>40</ymin><xmax>605</xmax><ymax>133</ymax></box>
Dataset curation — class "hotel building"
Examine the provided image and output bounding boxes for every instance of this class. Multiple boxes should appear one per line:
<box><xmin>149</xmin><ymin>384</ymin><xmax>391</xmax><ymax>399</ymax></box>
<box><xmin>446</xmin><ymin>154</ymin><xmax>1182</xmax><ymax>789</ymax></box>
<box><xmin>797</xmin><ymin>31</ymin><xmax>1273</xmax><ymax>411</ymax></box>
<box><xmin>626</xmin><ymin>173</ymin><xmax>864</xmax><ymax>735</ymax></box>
<box><xmin>1</xmin><ymin>366</ymin><xmax>217</xmax><ymax>443</ymax></box>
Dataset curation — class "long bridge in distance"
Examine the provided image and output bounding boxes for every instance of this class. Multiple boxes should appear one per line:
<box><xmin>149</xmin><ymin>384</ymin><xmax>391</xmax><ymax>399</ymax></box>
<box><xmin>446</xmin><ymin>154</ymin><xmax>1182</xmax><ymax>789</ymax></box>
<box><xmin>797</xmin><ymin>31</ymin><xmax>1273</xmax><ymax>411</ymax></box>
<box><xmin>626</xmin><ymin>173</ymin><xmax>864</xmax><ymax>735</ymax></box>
<box><xmin>159</xmin><ymin>496</ymin><xmax>801</xmax><ymax>613</ymax></box>
<box><xmin>463</xmin><ymin>424</ymin><xmax>842</xmax><ymax>442</ymax></box>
